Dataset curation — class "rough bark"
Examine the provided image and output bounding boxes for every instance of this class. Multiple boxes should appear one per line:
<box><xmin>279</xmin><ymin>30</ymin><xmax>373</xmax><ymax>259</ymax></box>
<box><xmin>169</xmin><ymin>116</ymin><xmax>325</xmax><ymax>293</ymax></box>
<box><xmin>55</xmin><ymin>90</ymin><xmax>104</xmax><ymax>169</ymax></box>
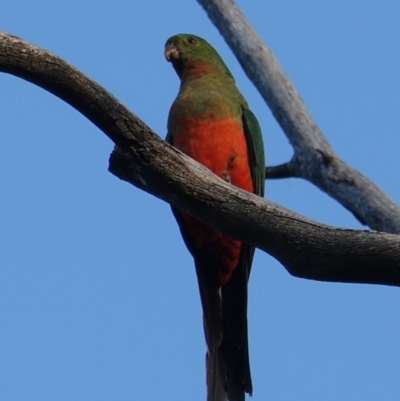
<box><xmin>197</xmin><ymin>0</ymin><xmax>400</xmax><ymax>233</ymax></box>
<box><xmin>1</xmin><ymin>31</ymin><xmax>400</xmax><ymax>287</ymax></box>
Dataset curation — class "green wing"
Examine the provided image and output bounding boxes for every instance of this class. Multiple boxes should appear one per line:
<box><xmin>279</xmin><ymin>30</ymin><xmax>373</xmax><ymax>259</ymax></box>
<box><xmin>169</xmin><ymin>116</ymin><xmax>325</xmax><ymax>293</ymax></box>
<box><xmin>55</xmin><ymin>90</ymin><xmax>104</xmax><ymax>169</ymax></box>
<box><xmin>241</xmin><ymin>107</ymin><xmax>265</xmax><ymax>198</ymax></box>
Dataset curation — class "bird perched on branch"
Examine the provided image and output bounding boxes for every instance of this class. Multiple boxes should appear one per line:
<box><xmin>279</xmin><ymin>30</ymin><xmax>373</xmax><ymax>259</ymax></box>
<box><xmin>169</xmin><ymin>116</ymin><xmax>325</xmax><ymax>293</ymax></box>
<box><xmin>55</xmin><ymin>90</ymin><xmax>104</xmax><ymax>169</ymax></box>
<box><xmin>165</xmin><ymin>33</ymin><xmax>265</xmax><ymax>401</ymax></box>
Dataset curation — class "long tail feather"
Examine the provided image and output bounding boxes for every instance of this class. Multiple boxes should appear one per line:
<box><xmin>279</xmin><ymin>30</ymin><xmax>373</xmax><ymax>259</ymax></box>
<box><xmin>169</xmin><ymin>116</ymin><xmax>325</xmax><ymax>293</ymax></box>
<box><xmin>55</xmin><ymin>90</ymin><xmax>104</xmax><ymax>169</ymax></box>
<box><xmin>195</xmin><ymin>261</ymin><xmax>227</xmax><ymax>401</ymax></box>
<box><xmin>196</xmin><ymin>255</ymin><xmax>252</xmax><ymax>401</ymax></box>
<box><xmin>221</xmin><ymin>246</ymin><xmax>253</xmax><ymax>399</ymax></box>
<box><xmin>206</xmin><ymin>349</ymin><xmax>228</xmax><ymax>401</ymax></box>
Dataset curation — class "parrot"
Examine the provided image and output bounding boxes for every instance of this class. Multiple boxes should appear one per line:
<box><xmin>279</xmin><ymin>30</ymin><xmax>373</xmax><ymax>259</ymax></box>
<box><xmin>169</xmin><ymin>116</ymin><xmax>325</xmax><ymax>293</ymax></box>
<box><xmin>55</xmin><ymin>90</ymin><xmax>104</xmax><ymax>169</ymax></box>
<box><xmin>164</xmin><ymin>34</ymin><xmax>265</xmax><ymax>401</ymax></box>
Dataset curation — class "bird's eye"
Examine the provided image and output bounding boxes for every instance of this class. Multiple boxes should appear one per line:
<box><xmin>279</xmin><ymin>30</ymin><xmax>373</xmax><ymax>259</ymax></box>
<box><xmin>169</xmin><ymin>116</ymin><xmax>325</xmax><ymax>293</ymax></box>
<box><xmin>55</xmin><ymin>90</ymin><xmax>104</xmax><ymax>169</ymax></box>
<box><xmin>187</xmin><ymin>37</ymin><xmax>197</xmax><ymax>45</ymax></box>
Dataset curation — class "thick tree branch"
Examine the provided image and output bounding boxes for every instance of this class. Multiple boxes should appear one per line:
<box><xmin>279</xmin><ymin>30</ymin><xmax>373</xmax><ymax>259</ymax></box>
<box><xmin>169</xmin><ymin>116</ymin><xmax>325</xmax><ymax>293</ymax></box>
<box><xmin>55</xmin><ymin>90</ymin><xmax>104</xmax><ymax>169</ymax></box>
<box><xmin>197</xmin><ymin>0</ymin><xmax>400</xmax><ymax>234</ymax></box>
<box><xmin>1</xmin><ymin>31</ymin><xmax>400</xmax><ymax>286</ymax></box>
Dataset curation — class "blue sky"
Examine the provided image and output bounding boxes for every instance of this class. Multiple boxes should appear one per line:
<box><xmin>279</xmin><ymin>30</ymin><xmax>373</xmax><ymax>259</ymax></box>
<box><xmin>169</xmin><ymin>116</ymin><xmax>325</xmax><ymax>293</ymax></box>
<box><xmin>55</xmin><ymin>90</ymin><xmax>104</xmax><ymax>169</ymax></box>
<box><xmin>1</xmin><ymin>1</ymin><xmax>400</xmax><ymax>400</ymax></box>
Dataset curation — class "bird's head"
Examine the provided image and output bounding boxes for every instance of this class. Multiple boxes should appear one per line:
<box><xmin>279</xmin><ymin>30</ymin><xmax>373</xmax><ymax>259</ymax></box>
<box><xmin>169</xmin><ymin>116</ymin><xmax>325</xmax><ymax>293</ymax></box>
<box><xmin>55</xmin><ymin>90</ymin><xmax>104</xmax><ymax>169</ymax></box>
<box><xmin>164</xmin><ymin>33</ymin><xmax>233</xmax><ymax>80</ymax></box>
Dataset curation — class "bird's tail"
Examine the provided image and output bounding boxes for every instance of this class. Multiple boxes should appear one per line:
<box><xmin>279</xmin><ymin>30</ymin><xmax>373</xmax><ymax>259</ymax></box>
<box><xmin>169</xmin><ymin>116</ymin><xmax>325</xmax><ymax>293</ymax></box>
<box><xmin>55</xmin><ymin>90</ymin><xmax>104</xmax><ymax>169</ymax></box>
<box><xmin>206</xmin><ymin>347</ymin><xmax>228</xmax><ymax>401</ymax></box>
<box><xmin>196</xmin><ymin>259</ymin><xmax>252</xmax><ymax>401</ymax></box>
<box><xmin>205</xmin><ymin>329</ymin><xmax>252</xmax><ymax>401</ymax></box>
<box><xmin>195</xmin><ymin>267</ymin><xmax>226</xmax><ymax>401</ymax></box>
<box><xmin>220</xmin><ymin>255</ymin><xmax>252</xmax><ymax>401</ymax></box>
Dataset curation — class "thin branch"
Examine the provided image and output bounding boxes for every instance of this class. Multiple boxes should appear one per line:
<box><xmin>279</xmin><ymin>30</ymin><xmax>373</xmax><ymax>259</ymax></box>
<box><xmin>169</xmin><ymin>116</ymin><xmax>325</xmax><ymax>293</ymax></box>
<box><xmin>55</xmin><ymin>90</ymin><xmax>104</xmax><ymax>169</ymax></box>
<box><xmin>197</xmin><ymin>0</ymin><xmax>400</xmax><ymax>234</ymax></box>
<box><xmin>1</xmin><ymin>31</ymin><xmax>400</xmax><ymax>287</ymax></box>
<box><xmin>265</xmin><ymin>162</ymin><xmax>296</xmax><ymax>180</ymax></box>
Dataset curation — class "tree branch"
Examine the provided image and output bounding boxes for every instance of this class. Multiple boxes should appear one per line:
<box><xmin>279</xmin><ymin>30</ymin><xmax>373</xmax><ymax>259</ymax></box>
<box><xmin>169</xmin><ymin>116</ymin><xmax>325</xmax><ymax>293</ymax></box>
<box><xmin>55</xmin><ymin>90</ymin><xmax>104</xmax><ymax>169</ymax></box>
<box><xmin>1</xmin><ymin>31</ymin><xmax>400</xmax><ymax>287</ymax></box>
<box><xmin>265</xmin><ymin>162</ymin><xmax>296</xmax><ymax>180</ymax></box>
<box><xmin>197</xmin><ymin>0</ymin><xmax>400</xmax><ymax>234</ymax></box>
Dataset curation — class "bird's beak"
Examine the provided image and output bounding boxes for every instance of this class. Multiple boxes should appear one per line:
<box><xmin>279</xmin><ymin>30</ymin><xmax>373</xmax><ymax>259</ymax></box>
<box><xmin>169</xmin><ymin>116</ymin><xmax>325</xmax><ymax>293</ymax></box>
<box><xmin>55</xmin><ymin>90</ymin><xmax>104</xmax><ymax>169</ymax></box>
<box><xmin>164</xmin><ymin>43</ymin><xmax>179</xmax><ymax>62</ymax></box>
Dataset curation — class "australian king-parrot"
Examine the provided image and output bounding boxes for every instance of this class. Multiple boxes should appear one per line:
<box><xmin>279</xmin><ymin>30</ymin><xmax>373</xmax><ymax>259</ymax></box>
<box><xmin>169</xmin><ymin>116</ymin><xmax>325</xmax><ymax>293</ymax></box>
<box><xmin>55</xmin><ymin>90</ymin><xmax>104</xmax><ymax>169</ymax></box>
<box><xmin>165</xmin><ymin>34</ymin><xmax>265</xmax><ymax>401</ymax></box>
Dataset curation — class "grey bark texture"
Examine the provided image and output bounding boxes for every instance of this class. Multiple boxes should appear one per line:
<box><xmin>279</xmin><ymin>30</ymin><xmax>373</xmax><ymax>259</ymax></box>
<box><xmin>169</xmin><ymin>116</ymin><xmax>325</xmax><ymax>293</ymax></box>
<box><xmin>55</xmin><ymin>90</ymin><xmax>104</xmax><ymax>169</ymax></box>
<box><xmin>1</xmin><ymin>31</ymin><xmax>400</xmax><ymax>286</ymax></box>
<box><xmin>197</xmin><ymin>0</ymin><xmax>400</xmax><ymax>233</ymax></box>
